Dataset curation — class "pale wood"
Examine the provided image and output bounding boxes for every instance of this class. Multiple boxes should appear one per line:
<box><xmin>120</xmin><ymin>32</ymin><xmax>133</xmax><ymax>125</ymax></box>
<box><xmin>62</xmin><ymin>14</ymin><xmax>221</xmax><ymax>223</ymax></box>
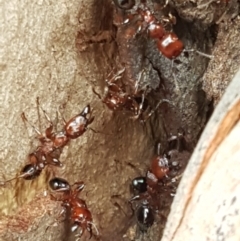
<box><xmin>162</xmin><ymin>69</ymin><xmax>240</xmax><ymax>241</ymax></box>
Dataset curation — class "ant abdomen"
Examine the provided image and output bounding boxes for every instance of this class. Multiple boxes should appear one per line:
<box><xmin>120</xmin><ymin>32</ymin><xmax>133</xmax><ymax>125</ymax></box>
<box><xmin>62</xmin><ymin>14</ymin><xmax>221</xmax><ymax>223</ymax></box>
<box><xmin>157</xmin><ymin>33</ymin><xmax>184</xmax><ymax>59</ymax></box>
<box><xmin>136</xmin><ymin>202</ymin><xmax>155</xmax><ymax>231</ymax></box>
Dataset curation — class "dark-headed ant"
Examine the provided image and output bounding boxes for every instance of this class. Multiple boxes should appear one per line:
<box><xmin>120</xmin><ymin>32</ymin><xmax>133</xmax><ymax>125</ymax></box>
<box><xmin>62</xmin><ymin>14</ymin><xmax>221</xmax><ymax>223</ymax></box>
<box><xmin>0</xmin><ymin>105</ymin><xmax>94</xmax><ymax>186</ymax></box>
<box><xmin>0</xmin><ymin>149</ymin><xmax>63</xmax><ymax>186</ymax></box>
<box><xmin>128</xmin><ymin>143</ymin><xmax>171</xmax><ymax>231</ymax></box>
<box><xmin>49</xmin><ymin>177</ymin><xmax>99</xmax><ymax>240</ymax></box>
<box><xmin>129</xmin><ymin>176</ymin><xmax>156</xmax><ymax>232</ymax></box>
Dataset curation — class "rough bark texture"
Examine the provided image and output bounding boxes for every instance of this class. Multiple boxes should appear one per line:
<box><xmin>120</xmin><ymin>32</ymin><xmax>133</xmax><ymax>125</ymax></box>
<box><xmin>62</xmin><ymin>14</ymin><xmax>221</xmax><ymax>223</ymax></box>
<box><xmin>0</xmin><ymin>0</ymin><xmax>239</xmax><ymax>241</ymax></box>
<box><xmin>162</xmin><ymin>68</ymin><xmax>240</xmax><ymax>241</ymax></box>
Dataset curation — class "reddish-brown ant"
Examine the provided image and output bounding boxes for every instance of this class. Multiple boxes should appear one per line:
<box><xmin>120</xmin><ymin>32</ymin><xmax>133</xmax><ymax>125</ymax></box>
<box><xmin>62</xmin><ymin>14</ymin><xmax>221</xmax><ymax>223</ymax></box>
<box><xmin>0</xmin><ymin>105</ymin><xmax>94</xmax><ymax>186</ymax></box>
<box><xmin>146</xmin><ymin>143</ymin><xmax>169</xmax><ymax>190</ymax></box>
<box><xmin>128</xmin><ymin>143</ymin><xmax>174</xmax><ymax>231</ymax></box>
<box><xmin>113</xmin><ymin>1</ymin><xmax>212</xmax><ymax>60</ymax></box>
<box><xmin>49</xmin><ymin>177</ymin><xmax>99</xmax><ymax>240</ymax></box>
<box><xmin>113</xmin><ymin>1</ymin><xmax>184</xmax><ymax>59</ymax></box>
<box><xmin>93</xmin><ymin>68</ymin><xmax>171</xmax><ymax>121</ymax></box>
<box><xmin>22</xmin><ymin>104</ymin><xmax>94</xmax><ymax>152</ymax></box>
<box><xmin>93</xmin><ymin>68</ymin><xmax>148</xmax><ymax>119</ymax></box>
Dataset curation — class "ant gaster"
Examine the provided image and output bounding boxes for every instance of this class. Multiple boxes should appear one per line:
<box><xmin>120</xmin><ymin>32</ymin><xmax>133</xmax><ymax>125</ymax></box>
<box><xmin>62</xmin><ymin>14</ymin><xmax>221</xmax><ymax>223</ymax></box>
<box><xmin>49</xmin><ymin>177</ymin><xmax>99</xmax><ymax>240</ymax></box>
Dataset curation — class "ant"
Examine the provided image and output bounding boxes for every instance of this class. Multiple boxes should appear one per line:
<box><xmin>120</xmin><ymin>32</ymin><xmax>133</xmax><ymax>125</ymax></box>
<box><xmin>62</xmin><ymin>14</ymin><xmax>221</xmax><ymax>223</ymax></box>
<box><xmin>0</xmin><ymin>104</ymin><xmax>95</xmax><ymax>186</ymax></box>
<box><xmin>49</xmin><ymin>177</ymin><xmax>99</xmax><ymax>240</ymax></box>
<box><xmin>113</xmin><ymin>0</ymin><xmax>184</xmax><ymax>59</ymax></box>
<box><xmin>93</xmin><ymin>68</ymin><xmax>170</xmax><ymax>122</ymax></box>
<box><xmin>113</xmin><ymin>1</ymin><xmax>213</xmax><ymax>59</ymax></box>
<box><xmin>128</xmin><ymin>143</ymin><xmax>179</xmax><ymax>231</ymax></box>
<box><xmin>93</xmin><ymin>68</ymin><xmax>148</xmax><ymax>120</ymax></box>
<box><xmin>129</xmin><ymin>176</ymin><xmax>156</xmax><ymax>231</ymax></box>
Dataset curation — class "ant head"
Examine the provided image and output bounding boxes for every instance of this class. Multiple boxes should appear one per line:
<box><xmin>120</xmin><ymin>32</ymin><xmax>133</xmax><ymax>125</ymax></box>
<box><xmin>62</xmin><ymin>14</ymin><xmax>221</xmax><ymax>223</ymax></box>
<box><xmin>49</xmin><ymin>177</ymin><xmax>70</xmax><ymax>192</ymax></box>
<box><xmin>130</xmin><ymin>176</ymin><xmax>147</xmax><ymax>195</ymax></box>
<box><xmin>113</xmin><ymin>0</ymin><xmax>135</xmax><ymax>10</ymax></box>
<box><xmin>21</xmin><ymin>164</ymin><xmax>42</xmax><ymax>180</ymax></box>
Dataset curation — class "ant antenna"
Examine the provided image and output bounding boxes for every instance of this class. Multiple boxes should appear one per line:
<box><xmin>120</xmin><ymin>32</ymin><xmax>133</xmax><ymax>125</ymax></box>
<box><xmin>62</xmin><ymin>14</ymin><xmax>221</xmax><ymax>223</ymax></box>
<box><xmin>92</xmin><ymin>87</ymin><xmax>102</xmax><ymax>100</ymax></box>
<box><xmin>0</xmin><ymin>171</ymin><xmax>30</xmax><ymax>186</ymax></box>
<box><xmin>184</xmin><ymin>49</ymin><xmax>214</xmax><ymax>59</ymax></box>
<box><xmin>157</xmin><ymin>143</ymin><xmax>161</xmax><ymax>156</ymax></box>
<box><xmin>88</xmin><ymin>221</ymin><xmax>99</xmax><ymax>236</ymax></box>
<box><xmin>21</xmin><ymin>112</ymin><xmax>42</xmax><ymax>136</ymax></box>
<box><xmin>145</xmin><ymin>98</ymin><xmax>173</xmax><ymax>120</ymax></box>
<box><xmin>87</xmin><ymin>127</ymin><xmax>112</xmax><ymax>136</ymax></box>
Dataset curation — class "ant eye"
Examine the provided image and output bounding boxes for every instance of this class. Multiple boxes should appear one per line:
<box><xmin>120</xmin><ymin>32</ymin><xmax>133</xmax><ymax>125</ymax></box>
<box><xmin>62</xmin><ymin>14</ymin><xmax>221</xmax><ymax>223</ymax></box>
<box><xmin>113</xmin><ymin>0</ymin><xmax>135</xmax><ymax>10</ymax></box>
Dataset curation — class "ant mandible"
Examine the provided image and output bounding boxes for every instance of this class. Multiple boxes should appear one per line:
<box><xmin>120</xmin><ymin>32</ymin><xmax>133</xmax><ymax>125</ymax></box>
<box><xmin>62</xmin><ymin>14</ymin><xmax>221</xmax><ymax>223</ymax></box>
<box><xmin>49</xmin><ymin>177</ymin><xmax>99</xmax><ymax>240</ymax></box>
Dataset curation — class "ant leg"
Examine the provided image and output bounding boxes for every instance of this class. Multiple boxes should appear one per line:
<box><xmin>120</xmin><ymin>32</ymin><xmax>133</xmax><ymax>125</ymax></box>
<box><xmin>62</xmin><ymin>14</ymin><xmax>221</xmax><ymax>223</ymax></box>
<box><xmin>74</xmin><ymin>227</ymin><xmax>84</xmax><ymax>240</ymax></box>
<box><xmin>109</xmin><ymin>67</ymin><xmax>125</xmax><ymax>83</ymax></box>
<box><xmin>40</xmin><ymin>108</ymin><xmax>54</xmax><ymax>138</ymax></box>
<box><xmin>21</xmin><ymin>112</ymin><xmax>43</xmax><ymax>137</ymax></box>
<box><xmin>56</xmin><ymin>108</ymin><xmax>67</xmax><ymax>126</ymax></box>
<box><xmin>36</xmin><ymin>97</ymin><xmax>54</xmax><ymax>137</ymax></box>
<box><xmin>88</xmin><ymin>221</ymin><xmax>99</xmax><ymax>237</ymax></box>
<box><xmin>111</xmin><ymin>195</ymin><xmax>129</xmax><ymax>217</ymax></box>
<box><xmin>183</xmin><ymin>48</ymin><xmax>213</xmax><ymax>59</ymax></box>
<box><xmin>134</xmin><ymin>69</ymin><xmax>145</xmax><ymax>94</ymax></box>
<box><xmin>48</xmin><ymin>200</ymin><xmax>67</xmax><ymax>224</ymax></box>
<box><xmin>87</xmin><ymin>223</ymin><xmax>93</xmax><ymax>239</ymax></box>
<box><xmin>87</xmin><ymin>126</ymin><xmax>112</xmax><ymax>136</ymax></box>
<box><xmin>157</xmin><ymin>143</ymin><xmax>161</xmax><ymax>156</ymax></box>
<box><xmin>0</xmin><ymin>176</ymin><xmax>19</xmax><ymax>186</ymax></box>
<box><xmin>71</xmin><ymin>181</ymin><xmax>85</xmax><ymax>193</ymax></box>
<box><xmin>163</xmin><ymin>0</ymin><xmax>169</xmax><ymax>8</ymax></box>
<box><xmin>165</xmin><ymin>174</ymin><xmax>183</xmax><ymax>186</ymax></box>
<box><xmin>144</xmin><ymin>98</ymin><xmax>173</xmax><ymax>121</ymax></box>
<box><xmin>138</xmin><ymin>87</ymin><xmax>148</xmax><ymax>116</ymax></box>
<box><xmin>92</xmin><ymin>87</ymin><xmax>102</xmax><ymax>100</ymax></box>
